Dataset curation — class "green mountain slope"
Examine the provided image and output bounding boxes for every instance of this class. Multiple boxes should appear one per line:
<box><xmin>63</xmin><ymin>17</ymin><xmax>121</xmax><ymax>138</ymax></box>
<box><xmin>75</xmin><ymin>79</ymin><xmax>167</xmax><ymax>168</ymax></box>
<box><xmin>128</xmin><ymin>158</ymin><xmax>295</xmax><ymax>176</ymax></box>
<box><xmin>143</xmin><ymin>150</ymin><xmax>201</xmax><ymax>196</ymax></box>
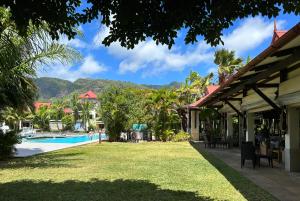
<box><xmin>34</xmin><ymin>77</ymin><xmax>180</xmax><ymax>100</ymax></box>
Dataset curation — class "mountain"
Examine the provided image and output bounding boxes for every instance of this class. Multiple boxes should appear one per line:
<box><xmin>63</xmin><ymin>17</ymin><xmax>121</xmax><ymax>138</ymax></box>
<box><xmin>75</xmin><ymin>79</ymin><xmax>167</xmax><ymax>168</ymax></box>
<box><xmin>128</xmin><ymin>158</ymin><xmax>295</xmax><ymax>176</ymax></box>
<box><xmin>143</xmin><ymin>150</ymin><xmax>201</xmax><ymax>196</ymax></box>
<box><xmin>34</xmin><ymin>77</ymin><xmax>180</xmax><ymax>100</ymax></box>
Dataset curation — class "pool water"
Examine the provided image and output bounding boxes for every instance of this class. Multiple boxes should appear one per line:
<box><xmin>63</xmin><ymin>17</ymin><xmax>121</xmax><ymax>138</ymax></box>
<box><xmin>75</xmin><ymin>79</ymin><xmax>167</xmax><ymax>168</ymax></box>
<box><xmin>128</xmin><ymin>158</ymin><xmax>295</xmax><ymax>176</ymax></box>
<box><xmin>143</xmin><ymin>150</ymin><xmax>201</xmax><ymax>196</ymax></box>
<box><xmin>23</xmin><ymin>133</ymin><xmax>108</xmax><ymax>144</ymax></box>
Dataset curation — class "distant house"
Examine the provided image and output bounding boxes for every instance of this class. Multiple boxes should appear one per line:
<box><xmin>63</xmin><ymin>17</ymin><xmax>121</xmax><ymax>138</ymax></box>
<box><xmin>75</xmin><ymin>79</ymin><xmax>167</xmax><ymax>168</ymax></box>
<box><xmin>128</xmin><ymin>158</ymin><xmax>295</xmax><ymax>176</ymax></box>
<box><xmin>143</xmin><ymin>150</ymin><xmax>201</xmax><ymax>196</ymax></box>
<box><xmin>19</xmin><ymin>101</ymin><xmax>51</xmax><ymax>130</ymax></box>
<box><xmin>34</xmin><ymin>101</ymin><xmax>51</xmax><ymax>111</ymax></box>
<box><xmin>75</xmin><ymin>90</ymin><xmax>104</xmax><ymax>131</ymax></box>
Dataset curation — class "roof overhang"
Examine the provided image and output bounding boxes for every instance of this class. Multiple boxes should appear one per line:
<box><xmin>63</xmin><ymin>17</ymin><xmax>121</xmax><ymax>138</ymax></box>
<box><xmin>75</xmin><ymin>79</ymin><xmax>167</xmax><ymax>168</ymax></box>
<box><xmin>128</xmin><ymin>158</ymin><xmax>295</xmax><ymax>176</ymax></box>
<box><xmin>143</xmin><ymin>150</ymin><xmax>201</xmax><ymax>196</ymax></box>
<box><xmin>197</xmin><ymin>22</ymin><xmax>300</xmax><ymax>107</ymax></box>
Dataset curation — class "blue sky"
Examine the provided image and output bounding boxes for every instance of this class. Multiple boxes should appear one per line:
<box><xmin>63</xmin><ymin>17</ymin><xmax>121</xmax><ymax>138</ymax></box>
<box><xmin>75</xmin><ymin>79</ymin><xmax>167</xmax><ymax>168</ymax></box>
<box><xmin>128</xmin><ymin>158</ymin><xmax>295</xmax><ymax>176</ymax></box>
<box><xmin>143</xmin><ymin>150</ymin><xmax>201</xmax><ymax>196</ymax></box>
<box><xmin>38</xmin><ymin>13</ymin><xmax>299</xmax><ymax>85</ymax></box>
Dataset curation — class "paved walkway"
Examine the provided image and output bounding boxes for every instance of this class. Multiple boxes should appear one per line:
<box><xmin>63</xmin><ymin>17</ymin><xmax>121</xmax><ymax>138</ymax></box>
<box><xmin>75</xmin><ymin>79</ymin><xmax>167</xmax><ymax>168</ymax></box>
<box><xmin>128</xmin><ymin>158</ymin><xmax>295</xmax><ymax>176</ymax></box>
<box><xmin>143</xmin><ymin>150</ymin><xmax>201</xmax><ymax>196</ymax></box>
<box><xmin>15</xmin><ymin>140</ymin><xmax>99</xmax><ymax>157</ymax></box>
<box><xmin>191</xmin><ymin>142</ymin><xmax>300</xmax><ymax>201</ymax></box>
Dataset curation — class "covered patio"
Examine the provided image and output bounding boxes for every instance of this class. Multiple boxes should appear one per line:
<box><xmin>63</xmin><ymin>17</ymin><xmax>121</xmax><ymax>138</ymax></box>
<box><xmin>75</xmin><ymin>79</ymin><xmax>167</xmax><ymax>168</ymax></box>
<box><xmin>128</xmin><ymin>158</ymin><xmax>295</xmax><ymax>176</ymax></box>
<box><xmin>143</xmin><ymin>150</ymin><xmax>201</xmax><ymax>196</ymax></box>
<box><xmin>188</xmin><ymin>22</ymin><xmax>300</xmax><ymax>172</ymax></box>
<box><xmin>191</xmin><ymin>142</ymin><xmax>300</xmax><ymax>201</ymax></box>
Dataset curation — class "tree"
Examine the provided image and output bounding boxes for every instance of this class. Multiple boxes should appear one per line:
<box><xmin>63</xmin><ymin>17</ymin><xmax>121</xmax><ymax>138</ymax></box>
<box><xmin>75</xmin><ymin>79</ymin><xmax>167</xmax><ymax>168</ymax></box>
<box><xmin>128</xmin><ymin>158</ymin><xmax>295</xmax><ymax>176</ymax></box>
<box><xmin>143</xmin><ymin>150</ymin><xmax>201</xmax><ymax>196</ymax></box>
<box><xmin>81</xmin><ymin>100</ymin><xmax>93</xmax><ymax>132</ymax></box>
<box><xmin>0</xmin><ymin>8</ymin><xmax>81</xmax><ymax>111</ymax></box>
<box><xmin>1</xmin><ymin>1</ymin><xmax>299</xmax><ymax>49</ymax></box>
<box><xmin>49</xmin><ymin>100</ymin><xmax>65</xmax><ymax>131</ymax></box>
<box><xmin>176</xmin><ymin>71</ymin><xmax>213</xmax><ymax>131</ymax></box>
<box><xmin>100</xmin><ymin>87</ymin><xmax>131</xmax><ymax>141</ymax></box>
<box><xmin>146</xmin><ymin>89</ymin><xmax>180</xmax><ymax>140</ymax></box>
<box><xmin>0</xmin><ymin>107</ymin><xmax>21</xmax><ymax>131</ymax></box>
<box><xmin>62</xmin><ymin>114</ymin><xmax>74</xmax><ymax>131</ymax></box>
<box><xmin>214</xmin><ymin>49</ymin><xmax>243</xmax><ymax>84</ymax></box>
<box><xmin>70</xmin><ymin>93</ymin><xmax>80</xmax><ymax>126</ymax></box>
<box><xmin>33</xmin><ymin>106</ymin><xmax>51</xmax><ymax>130</ymax></box>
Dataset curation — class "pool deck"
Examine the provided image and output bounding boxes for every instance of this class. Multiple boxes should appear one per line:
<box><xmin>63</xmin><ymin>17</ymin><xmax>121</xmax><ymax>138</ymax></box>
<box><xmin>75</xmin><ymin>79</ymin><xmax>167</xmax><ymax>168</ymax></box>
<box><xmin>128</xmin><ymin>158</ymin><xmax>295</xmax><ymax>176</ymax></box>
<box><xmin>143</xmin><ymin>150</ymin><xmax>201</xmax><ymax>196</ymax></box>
<box><xmin>14</xmin><ymin>139</ymin><xmax>99</xmax><ymax>157</ymax></box>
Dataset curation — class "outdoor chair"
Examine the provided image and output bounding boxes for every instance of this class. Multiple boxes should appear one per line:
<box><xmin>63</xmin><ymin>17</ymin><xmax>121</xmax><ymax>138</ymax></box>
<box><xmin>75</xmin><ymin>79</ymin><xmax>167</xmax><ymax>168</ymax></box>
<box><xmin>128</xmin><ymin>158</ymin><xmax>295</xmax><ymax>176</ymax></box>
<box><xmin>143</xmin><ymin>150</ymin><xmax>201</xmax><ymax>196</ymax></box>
<box><xmin>203</xmin><ymin>135</ymin><xmax>216</xmax><ymax>148</ymax></box>
<box><xmin>257</xmin><ymin>142</ymin><xmax>273</xmax><ymax>168</ymax></box>
<box><xmin>216</xmin><ymin>136</ymin><xmax>229</xmax><ymax>149</ymax></box>
<box><xmin>241</xmin><ymin>141</ymin><xmax>256</xmax><ymax>169</ymax></box>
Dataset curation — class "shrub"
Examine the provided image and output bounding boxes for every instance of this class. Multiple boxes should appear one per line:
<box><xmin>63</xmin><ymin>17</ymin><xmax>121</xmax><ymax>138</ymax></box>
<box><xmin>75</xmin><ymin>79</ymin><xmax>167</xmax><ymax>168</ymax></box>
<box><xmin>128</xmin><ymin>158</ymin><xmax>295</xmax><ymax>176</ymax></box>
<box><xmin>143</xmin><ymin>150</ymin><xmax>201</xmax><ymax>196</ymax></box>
<box><xmin>61</xmin><ymin>115</ymin><xmax>74</xmax><ymax>131</ymax></box>
<box><xmin>0</xmin><ymin>130</ymin><xmax>19</xmax><ymax>160</ymax></box>
<box><xmin>160</xmin><ymin>129</ymin><xmax>175</xmax><ymax>141</ymax></box>
<box><xmin>172</xmin><ymin>131</ymin><xmax>190</xmax><ymax>142</ymax></box>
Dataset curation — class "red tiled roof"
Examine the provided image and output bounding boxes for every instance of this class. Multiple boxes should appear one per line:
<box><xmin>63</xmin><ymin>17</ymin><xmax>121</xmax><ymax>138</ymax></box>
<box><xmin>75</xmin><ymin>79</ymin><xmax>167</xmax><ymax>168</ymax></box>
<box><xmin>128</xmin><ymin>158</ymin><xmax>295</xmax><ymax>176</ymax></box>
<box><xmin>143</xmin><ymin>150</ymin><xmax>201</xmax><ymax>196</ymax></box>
<box><xmin>206</xmin><ymin>85</ymin><xmax>219</xmax><ymax>95</ymax></box>
<box><xmin>79</xmin><ymin>90</ymin><xmax>97</xmax><ymax>99</ymax></box>
<box><xmin>189</xmin><ymin>85</ymin><xmax>219</xmax><ymax>107</ymax></box>
<box><xmin>64</xmin><ymin>108</ymin><xmax>73</xmax><ymax>114</ymax></box>
<box><xmin>271</xmin><ymin>30</ymin><xmax>287</xmax><ymax>44</ymax></box>
<box><xmin>34</xmin><ymin>102</ymin><xmax>51</xmax><ymax>110</ymax></box>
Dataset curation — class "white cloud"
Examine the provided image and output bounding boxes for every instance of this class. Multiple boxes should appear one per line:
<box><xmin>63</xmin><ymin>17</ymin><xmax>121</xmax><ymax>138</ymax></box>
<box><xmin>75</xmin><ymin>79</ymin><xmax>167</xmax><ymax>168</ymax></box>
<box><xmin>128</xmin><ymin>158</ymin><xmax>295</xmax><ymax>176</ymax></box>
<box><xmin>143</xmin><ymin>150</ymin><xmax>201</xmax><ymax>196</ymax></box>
<box><xmin>93</xmin><ymin>26</ymin><xmax>214</xmax><ymax>75</ymax></box>
<box><xmin>38</xmin><ymin>55</ymin><xmax>107</xmax><ymax>81</ymax></box>
<box><xmin>91</xmin><ymin>16</ymin><xmax>283</xmax><ymax>76</ymax></box>
<box><xmin>80</xmin><ymin>55</ymin><xmax>107</xmax><ymax>74</ymax></box>
<box><xmin>59</xmin><ymin>35</ymin><xmax>87</xmax><ymax>49</ymax></box>
<box><xmin>221</xmin><ymin>17</ymin><xmax>285</xmax><ymax>54</ymax></box>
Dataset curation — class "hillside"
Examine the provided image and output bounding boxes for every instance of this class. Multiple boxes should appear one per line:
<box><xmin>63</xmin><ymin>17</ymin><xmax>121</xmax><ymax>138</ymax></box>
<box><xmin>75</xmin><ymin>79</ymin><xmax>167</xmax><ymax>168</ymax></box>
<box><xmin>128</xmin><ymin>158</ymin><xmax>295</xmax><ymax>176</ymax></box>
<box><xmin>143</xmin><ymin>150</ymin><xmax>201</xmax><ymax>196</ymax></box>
<box><xmin>34</xmin><ymin>77</ymin><xmax>181</xmax><ymax>100</ymax></box>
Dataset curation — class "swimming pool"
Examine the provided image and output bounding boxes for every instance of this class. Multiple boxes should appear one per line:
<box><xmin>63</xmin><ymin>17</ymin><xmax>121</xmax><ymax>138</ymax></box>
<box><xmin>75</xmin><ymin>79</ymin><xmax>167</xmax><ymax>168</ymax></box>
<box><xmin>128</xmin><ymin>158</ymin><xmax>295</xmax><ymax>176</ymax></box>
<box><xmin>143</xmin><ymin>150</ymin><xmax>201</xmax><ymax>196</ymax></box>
<box><xmin>23</xmin><ymin>133</ymin><xmax>108</xmax><ymax>144</ymax></box>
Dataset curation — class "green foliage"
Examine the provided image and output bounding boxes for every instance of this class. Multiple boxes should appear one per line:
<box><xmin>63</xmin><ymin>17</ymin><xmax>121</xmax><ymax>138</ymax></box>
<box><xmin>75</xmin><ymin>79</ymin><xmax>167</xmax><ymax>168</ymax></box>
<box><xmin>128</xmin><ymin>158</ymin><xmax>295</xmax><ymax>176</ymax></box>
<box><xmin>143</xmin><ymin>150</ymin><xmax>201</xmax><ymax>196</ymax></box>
<box><xmin>214</xmin><ymin>49</ymin><xmax>243</xmax><ymax>83</ymax></box>
<box><xmin>172</xmin><ymin>131</ymin><xmax>190</xmax><ymax>142</ymax></box>
<box><xmin>177</xmin><ymin>71</ymin><xmax>214</xmax><ymax>105</ymax></box>
<box><xmin>0</xmin><ymin>7</ymin><xmax>80</xmax><ymax>111</ymax></box>
<box><xmin>33</xmin><ymin>106</ymin><xmax>50</xmax><ymax>130</ymax></box>
<box><xmin>34</xmin><ymin>77</ymin><xmax>177</xmax><ymax>100</ymax></box>
<box><xmin>0</xmin><ymin>130</ymin><xmax>19</xmax><ymax>160</ymax></box>
<box><xmin>81</xmin><ymin>100</ymin><xmax>93</xmax><ymax>132</ymax></box>
<box><xmin>61</xmin><ymin>114</ymin><xmax>73</xmax><ymax>131</ymax></box>
<box><xmin>100</xmin><ymin>87</ymin><xmax>131</xmax><ymax>141</ymax></box>
<box><xmin>146</xmin><ymin>89</ymin><xmax>181</xmax><ymax>140</ymax></box>
<box><xmin>161</xmin><ymin>129</ymin><xmax>175</xmax><ymax>142</ymax></box>
<box><xmin>2</xmin><ymin>1</ymin><xmax>299</xmax><ymax>49</ymax></box>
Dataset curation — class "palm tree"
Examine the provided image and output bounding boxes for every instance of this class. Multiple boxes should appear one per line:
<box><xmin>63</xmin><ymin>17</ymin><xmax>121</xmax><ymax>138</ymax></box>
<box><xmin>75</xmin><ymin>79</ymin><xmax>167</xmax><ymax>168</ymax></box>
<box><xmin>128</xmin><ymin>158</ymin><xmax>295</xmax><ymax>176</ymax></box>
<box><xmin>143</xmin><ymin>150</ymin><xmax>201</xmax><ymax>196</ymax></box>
<box><xmin>70</xmin><ymin>93</ymin><xmax>80</xmax><ymax>126</ymax></box>
<box><xmin>49</xmin><ymin>100</ymin><xmax>65</xmax><ymax>131</ymax></box>
<box><xmin>0</xmin><ymin>8</ymin><xmax>81</xmax><ymax>112</ymax></box>
<box><xmin>81</xmin><ymin>101</ymin><xmax>92</xmax><ymax>132</ymax></box>
<box><xmin>176</xmin><ymin>71</ymin><xmax>213</xmax><ymax>131</ymax></box>
<box><xmin>214</xmin><ymin>49</ymin><xmax>243</xmax><ymax>84</ymax></box>
<box><xmin>33</xmin><ymin>106</ymin><xmax>51</xmax><ymax>130</ymax></box>
<box><xmin>1</xmin><ymin>107</ymin><xmax>21</xmax><ymax>131</ymax></box>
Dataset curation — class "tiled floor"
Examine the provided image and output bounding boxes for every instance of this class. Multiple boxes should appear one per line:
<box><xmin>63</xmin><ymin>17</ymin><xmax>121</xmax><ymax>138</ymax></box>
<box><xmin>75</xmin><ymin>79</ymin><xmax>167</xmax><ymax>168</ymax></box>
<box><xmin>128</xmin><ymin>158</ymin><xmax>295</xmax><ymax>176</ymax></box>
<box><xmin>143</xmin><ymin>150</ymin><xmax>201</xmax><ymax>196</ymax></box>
<box><xmin>191</xmin><ymin>142</ymin><xmax>300</xmax><ymax>201</ymax></box>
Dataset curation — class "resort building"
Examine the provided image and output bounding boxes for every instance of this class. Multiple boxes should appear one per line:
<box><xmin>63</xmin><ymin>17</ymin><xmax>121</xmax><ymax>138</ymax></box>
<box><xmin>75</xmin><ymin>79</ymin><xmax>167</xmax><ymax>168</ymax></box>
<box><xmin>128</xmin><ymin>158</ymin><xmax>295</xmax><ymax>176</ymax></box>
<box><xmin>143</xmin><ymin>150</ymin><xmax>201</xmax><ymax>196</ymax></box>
<box><xmin>188</xmin><ymin>22</ymin><xmax>300</xmax><ymax>172</ymax></box>
<box><xmin>75</xmin><ymin>90</ymin><xmax>104</xmax><ymax>131</ymax></box>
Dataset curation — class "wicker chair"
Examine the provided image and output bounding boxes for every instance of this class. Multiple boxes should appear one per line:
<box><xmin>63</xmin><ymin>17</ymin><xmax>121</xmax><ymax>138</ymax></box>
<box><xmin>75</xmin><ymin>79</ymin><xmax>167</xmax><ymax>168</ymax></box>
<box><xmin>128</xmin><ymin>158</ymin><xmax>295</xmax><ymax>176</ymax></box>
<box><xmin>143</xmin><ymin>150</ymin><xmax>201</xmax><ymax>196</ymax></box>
<box><xmin>257</xmin><ymin>142</ymin><xmax>273</xmax><ymax>168</ymax></box>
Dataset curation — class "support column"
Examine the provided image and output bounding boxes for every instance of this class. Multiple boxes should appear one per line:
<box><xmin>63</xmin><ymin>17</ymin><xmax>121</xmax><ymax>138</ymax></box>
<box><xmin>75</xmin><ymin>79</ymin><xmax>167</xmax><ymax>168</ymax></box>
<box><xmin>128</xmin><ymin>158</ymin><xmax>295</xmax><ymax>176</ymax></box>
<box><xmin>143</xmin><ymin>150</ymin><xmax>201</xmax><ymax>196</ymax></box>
<box><xmin>246</xmin><ymin>112</ymin><xmax>255</xmax><ymax>143</ymax></box>
<box><xmin>190</xmin><ymin>110</ymin><xmax>200</xmax><ymax>141</ymax></box>
<box><xmin>285</xmin><ymin>107</ymin><xmax>300</xmax><ymax>172</ymax></box>
<box><xmin>238</xmin><ymin>114</ymin><xmax>245</xmax><ymax>147</ymax></box>
<box><xmin>227</xmin><ymin>114</ymin><xmax>233</xmax><ymax>137</ymax></box>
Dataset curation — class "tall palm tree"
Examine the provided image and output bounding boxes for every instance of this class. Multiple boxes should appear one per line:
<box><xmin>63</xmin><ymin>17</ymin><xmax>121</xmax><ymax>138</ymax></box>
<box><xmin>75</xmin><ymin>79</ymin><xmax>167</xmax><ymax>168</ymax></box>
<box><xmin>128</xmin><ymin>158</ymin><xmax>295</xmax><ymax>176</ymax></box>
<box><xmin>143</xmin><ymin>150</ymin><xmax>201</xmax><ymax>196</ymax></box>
<box><xmin>70</xmin><ymin>93</ymin><xmax>80</xmax><ymax>126</ymax></box>
<box><xmin>214</xmin><ymin>49</ymin><xmax>243</xmax><ymax>84</ymax></box>
<box><xmin>0</xmin><ymin>8</ymin><xmax>81</xmax><ymax>111</ymax></box>
<box><xmin>81</xmin><ymin>101</ymin><xmax>92</xmax><ymax>132</ymax></box>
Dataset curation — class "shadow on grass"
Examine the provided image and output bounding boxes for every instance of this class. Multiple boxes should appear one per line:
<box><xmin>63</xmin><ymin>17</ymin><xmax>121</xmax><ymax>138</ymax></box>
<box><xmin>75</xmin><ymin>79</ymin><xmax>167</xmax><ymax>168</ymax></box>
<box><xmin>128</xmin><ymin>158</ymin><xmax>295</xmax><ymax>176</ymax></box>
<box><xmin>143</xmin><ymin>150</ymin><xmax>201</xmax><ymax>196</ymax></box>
<box><xmin>0</xmin><ymin>152</ymin><xmax>83</xmax><ymax>169</ymax></box>
<box><xmin>0</xmin><ymin>179</ymin><xmax>216</xmax><ymax>201</ymax></box>
<box><xmin>189</xmin><ymin>142</ymin><xmax>277</xmax><ymax>201</ymax></box>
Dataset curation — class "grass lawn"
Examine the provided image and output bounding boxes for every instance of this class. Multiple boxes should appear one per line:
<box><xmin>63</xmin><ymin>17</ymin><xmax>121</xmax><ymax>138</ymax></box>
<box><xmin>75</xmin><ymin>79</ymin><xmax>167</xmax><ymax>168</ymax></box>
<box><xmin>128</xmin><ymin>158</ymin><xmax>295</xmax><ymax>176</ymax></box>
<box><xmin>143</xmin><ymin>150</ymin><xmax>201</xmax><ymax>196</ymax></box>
<box><xmin>0</xmin><ymin>142</ymin><xmax>277</xmax><ymax>201</ymax></box>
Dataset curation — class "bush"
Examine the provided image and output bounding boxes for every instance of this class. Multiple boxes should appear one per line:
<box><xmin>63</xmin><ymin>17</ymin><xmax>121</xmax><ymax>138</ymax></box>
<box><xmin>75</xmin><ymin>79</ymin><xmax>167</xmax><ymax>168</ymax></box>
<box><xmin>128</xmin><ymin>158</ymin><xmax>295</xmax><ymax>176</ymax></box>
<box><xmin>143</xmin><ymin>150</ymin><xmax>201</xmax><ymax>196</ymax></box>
<box><xmin>61</xmin><ymin>115</ymin><xmax>74</xmax><ymax>131</ymax></box>
<box><xmin>0</xmin><ymin>130</ymin><xmax>19</xmax><ymax>160</ymax></box>
<box><xmin>172</xmin><ymin>131</ymin><xmax>190</xmax><ymax>142</ymax></box>
<box><xmin>160</xmin><ymin>129</ymin><xmax>175</xmax><ymax>141</ymax></box>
